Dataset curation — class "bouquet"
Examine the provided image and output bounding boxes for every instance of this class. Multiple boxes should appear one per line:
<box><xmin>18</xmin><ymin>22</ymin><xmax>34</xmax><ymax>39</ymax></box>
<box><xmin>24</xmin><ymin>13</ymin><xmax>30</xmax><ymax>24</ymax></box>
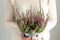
<box><xmin>16</xmin><ymin>1</ymin><xmax>49</xmax><ymax>37</ymax></box>
<box><xmin>16</xmin><ymin>7</ymin><xmax>49</xmax><ymax>37</ymax></box>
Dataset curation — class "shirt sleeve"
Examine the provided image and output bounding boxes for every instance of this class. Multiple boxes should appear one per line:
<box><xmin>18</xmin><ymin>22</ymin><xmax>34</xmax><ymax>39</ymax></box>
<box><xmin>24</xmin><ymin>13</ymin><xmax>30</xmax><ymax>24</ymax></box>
<box><xmin>5</xmin><ymin>0</ymin><xmax>18</xmax><ymax>29</ymax></box>
<box><xmin>44</xmin><ymin>0</ymin><xmax>57</xmax><ymax>31</ymax></box>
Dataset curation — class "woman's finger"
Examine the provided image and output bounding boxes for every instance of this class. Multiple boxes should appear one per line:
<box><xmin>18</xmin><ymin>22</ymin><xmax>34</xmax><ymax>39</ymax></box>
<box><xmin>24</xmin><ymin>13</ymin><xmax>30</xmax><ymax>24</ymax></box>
<box><xmin>26</xmin><ymin>37</ymin><xmax>31</xmax><ymax>40</ymax></box>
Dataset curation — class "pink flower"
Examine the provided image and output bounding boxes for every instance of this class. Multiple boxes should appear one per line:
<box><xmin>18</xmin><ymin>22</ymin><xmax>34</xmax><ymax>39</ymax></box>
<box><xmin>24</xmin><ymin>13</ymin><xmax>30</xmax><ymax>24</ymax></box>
<box><xmin>35</xmin><ymin>15</ymin><xmax>40</xmax><ymax>22</ymax></box>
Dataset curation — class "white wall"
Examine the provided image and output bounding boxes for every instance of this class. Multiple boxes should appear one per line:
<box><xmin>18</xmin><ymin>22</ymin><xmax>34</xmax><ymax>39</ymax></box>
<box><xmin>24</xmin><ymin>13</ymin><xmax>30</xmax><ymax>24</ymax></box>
<box><xmin>0</xmin><ymin>0</ymin><xmax>11</xmax><ymax>40</ymax></box>
<box><xmin>50</xmin><ymin>0</ymin><xmax>60</xmax><ymax>40</ymax></box>
<box><xmin>0</xmin><ymin>0</ymin><xmax>60</xmax><ymax>40</ymax></box>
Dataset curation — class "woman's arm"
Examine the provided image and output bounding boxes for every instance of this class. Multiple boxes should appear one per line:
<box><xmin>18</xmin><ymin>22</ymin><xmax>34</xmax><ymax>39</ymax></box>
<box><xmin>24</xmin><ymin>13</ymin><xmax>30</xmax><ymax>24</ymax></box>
<box><xmin>5</xmin><ymin>0</ymin><xmax>18</xmax><ymax>29</ymax></box>
<box><xmin>44</xmin><ymin>0</ymin><xmax>57</xmax><ymax>31</ymax></box>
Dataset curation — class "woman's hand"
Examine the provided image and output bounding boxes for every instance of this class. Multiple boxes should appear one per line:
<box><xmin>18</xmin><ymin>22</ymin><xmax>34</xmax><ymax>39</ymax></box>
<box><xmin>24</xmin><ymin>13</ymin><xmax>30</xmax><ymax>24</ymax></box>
<box><xmin>32</xmin><ymin>33</ymin><xmax>43</xmax><ymax>40</ymax></box>
<box><xmin>20</xmin><ymin>32</ymin><xmax>43</xmax><ymax>40</ymax></box>
<box><xmin>32</xmin><ymin>36</ymin><xmax>39</xmax><ymax>40</ymax></box>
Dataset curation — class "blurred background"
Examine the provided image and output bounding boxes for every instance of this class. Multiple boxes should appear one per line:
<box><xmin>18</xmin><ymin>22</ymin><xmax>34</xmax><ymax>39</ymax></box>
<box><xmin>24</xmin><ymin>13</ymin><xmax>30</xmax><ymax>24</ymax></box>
<box><xmin>0</xmin><ymin>0</ymin><xmax>60</xmax><ymax>40</ymax></box>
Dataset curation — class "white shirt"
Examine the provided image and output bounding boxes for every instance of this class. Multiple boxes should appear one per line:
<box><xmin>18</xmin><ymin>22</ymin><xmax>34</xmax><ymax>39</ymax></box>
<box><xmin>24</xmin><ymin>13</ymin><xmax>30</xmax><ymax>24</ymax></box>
<box><xmin>5</xmin><ymin>0</ymin><xmax>57</xmax><ymax>40</ymax></box>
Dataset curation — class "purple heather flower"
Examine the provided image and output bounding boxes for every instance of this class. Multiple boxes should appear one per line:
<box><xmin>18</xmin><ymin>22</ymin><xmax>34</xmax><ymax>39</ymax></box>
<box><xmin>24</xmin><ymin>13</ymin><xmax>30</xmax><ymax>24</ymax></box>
<box><xmin>35</xmin><ymin>15</ymin><xmax>40</xmax><ymax>22</ymax></box>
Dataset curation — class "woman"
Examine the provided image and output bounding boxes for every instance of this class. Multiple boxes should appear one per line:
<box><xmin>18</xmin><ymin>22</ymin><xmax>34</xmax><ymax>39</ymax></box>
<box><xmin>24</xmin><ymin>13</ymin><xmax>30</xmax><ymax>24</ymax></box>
<box><xmin>5</xmin><ymin>0</ymin><xmax>57</xmax><ymax>40</ymax></box>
